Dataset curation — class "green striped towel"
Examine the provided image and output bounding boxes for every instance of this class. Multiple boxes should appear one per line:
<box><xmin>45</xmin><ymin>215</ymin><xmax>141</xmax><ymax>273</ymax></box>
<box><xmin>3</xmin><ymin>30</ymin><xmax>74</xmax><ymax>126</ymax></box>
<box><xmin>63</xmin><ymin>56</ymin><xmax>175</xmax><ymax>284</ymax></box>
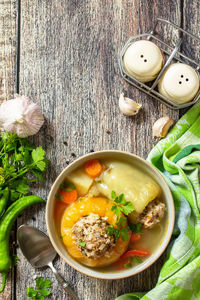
<box><xmin>116</xmin><ymin>101</ymin><xmax>200</xmax><ymax>300</ymax></box>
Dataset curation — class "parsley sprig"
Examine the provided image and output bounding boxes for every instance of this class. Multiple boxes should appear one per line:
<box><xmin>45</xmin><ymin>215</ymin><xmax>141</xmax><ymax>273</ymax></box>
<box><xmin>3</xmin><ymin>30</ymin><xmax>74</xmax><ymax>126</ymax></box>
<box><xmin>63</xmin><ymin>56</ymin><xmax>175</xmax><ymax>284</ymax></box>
<box><xmin>107</xmin><ymin>191</ymin><xmax>134</xmax><ymax>241</ymax></box>
<box><xmin>129</xmin><ymin>223</ymin><xmax>143</xmax><ymax>234</ymax></box>
<box><xmin>0</xmin><ymin>133</ymin><xmax>48</xmax><ymax>202</ymax></box>
<box><xmin>124</xmin><ymin>256</ymin><xmax>143</xmax><ymax>269</ymax></box>
<box><xmin>26</xmin><ymin>277</ymin><xmax>52</xmax><ymax>300</ymax></box>
<box><xmin>79</xmin><ymin>241</ymin><xmax>86</xmax><ymax>247</ymax></box>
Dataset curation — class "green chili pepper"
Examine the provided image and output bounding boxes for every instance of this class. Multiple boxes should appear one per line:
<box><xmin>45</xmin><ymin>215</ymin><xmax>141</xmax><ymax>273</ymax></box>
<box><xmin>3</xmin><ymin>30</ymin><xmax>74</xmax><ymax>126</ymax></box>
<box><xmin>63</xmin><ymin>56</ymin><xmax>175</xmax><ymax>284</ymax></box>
<box><xmin>0</xmin><ymin>188</ymin><xmax>9</xmax><ymax>218</ymax></box>
<box><xmin>0</xmin><ymin>195</ymin><xmax>44</xmax><ymax>293</ymax></box>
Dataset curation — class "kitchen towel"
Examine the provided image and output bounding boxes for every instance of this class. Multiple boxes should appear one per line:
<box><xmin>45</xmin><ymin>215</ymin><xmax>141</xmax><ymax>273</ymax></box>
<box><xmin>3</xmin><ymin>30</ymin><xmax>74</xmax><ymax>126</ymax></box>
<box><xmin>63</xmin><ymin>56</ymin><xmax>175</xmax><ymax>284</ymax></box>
<box><xmin>116</xmin><ymin>101</ymin><xmax>200</xmax><ymax>300</ymax></box>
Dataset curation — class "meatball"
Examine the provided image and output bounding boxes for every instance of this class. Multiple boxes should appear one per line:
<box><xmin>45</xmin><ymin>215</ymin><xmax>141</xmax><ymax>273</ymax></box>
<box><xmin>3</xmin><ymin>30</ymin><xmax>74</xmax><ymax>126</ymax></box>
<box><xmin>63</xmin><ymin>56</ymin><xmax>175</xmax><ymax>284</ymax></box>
<box><xmin>139</xmin><ymin>199</ymin><xmax>166</xmax><ymax>229</ymax></box>
<box><xmin>72</xmin><ymin>213</ymin><xmax>115</xmax><ymax>259</ymax></box>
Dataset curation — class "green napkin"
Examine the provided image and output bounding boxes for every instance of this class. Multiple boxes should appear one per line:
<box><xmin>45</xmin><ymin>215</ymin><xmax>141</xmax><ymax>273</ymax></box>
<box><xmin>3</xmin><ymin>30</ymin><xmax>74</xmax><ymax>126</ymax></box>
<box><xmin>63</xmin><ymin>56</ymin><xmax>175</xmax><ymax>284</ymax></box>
<box><xmin>116</xmin><ymin>101</ymin><xmax>200</xmax><ymax>300</ymax></box>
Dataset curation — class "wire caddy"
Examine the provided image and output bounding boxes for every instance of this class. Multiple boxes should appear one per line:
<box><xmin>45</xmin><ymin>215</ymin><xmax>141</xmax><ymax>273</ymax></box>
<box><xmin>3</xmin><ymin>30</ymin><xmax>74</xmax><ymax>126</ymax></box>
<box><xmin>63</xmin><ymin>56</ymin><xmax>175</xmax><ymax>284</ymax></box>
<box><xmin>118</xmin><ymin>18</ymin><xmax>200</xmax><ymax>110</ymax></box>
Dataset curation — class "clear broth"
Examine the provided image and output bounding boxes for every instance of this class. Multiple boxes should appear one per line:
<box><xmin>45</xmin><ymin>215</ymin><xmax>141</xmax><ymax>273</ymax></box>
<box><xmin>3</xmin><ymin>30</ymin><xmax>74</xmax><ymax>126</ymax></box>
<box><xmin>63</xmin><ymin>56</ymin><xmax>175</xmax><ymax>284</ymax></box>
<box><xmin>54</xmin><ymin>157</ymin><xmax>168</xmax><ymax>272</ymax></box>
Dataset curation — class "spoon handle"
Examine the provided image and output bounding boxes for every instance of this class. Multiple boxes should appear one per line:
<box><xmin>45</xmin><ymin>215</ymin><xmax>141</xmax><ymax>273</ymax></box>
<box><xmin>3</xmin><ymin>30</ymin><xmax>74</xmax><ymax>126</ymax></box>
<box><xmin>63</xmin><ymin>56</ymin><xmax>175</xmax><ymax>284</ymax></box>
<box><xmin>48</xmin><ymin>262</ymin><xmax>79</xmax><ymax>300</ymax></box>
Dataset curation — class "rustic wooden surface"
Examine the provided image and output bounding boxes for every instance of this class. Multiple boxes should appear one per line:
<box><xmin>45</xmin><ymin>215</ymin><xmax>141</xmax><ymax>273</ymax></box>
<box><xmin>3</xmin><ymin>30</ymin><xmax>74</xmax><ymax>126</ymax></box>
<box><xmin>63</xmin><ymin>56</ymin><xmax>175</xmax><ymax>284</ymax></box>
<box><xmin>0</xmin><ymin>0</ymin><xmax>200</xmax><ymax>299</ymax></box>
<box><xmin>0</xmin><ymin>1</ymin><xmax>17</xmax><ymax>299</ymax></box>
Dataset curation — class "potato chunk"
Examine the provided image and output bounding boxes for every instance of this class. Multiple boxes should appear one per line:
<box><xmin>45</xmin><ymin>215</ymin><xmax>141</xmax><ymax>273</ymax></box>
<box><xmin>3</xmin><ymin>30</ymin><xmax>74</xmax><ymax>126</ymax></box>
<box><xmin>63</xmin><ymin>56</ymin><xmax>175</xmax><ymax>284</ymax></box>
<box><xmin>97</xmin><ymin>160</ymin><xmax>161</xmax><ymax>215</ymax></box>
<box><xmin>66</xmin><ymin>168</ymin><xmax>93</xmax><ymax>195</ymax></box>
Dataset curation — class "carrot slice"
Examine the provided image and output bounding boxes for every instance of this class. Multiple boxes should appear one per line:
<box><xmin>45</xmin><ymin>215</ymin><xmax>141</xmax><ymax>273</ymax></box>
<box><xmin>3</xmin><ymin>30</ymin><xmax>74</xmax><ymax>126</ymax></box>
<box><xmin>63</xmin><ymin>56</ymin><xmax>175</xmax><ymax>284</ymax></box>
<box><xmin>60</xmin><ymin>189</ymin><xmax>78</xmax><ymax>204</ymax></box>
<box><xmin>130</xmin><ymin>233</ymin><xmax>141</xmax><ymax>243</ymax></box>
<box><xmin>120</xmin><ymin>249</ymin><xmax>150</xmax><ymax>260</ymax></box>
<box><xmin>84</xmin><ymin>159</ymin><xmax>103</xmax><ymax>178</ymax></box>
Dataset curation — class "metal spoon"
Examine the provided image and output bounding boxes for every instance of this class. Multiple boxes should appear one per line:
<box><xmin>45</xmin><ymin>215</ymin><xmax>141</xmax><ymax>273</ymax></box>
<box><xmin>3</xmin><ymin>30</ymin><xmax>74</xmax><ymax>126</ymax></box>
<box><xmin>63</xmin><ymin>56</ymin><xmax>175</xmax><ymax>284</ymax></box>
<box><xmin>17</xmin><ymin>225</ymin><xmax>79</xmax><ymax>300</ymax></box>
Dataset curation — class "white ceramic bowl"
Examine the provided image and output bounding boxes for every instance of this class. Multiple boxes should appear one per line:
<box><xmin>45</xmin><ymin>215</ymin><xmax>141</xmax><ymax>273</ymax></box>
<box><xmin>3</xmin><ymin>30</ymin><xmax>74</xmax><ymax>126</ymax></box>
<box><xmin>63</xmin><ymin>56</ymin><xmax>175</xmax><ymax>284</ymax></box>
<box><xmin>46</xmin><ymin>151</ymin><xmax>175</xmax><ymax>280</ymax></box>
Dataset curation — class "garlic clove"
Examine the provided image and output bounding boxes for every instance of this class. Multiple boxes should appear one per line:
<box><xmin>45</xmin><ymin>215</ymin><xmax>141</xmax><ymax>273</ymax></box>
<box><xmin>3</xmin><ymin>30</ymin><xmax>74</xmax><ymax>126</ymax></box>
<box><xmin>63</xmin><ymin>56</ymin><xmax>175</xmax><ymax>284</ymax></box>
<box><xmin>119</xmin><ymin>93</ymin><xmax>142</xmax><ymax>116</ymax></box>
<box><xmin>0</xmin><ymin>95</ymin><xmax>44</xmax><ymax>138</ymax></box>
<box><xmin>153</xmin><ymin>116</ymin><xmax>174</xmax><ymax>139</ymax></box>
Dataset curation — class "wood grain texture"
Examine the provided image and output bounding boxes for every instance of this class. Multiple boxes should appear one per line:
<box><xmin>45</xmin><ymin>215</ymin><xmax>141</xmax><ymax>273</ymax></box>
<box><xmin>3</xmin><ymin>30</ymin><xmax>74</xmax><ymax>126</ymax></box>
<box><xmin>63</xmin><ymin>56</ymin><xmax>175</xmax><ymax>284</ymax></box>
<box><xmin>0</xmin><ymin>0</ymin><xmax>17</xmax><ymax>103</ymax></box>
<box><xmin>179</xmin><ymin>0</ymin><xmax>200</xmax><ymax>118</ymax></box>
<box><xmin>8</xmin><ymin>0</ymin><xmax>198</xmax><ymax>299</ymax></box>
<box><xmin>16</xmin><ymin>1</ymin><xmax>181</xmax><ymax>300</ymax></box>
<box><xmin>182</xmin><ymin>0</ymin><xmax>200</xmax><ymax>74</ymax></box>
<box><xmin>0</xmin><ymin>0</ymin><xmax>17</xmax><ymax>299</ymax></box>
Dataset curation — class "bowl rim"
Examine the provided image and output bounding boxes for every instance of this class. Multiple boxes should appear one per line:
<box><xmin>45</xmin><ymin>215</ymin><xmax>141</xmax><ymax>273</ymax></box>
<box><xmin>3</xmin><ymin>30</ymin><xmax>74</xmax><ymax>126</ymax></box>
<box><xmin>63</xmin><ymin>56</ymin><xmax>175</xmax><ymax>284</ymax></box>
<box><xmin>46</xmin><ymin>150</ymin><xmax>175</xmax><ymax>280</ymax></box>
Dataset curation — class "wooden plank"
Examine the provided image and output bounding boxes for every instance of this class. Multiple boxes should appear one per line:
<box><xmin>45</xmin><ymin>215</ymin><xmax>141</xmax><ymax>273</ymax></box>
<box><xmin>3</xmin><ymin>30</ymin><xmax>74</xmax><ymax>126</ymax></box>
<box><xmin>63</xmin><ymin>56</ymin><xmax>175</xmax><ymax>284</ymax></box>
<box><xmin>182</xmin><ymin>0</ymin><xmax>200</xmax><ymax>63</ymax></box>
<box><xmin>182</xmin><ymin>0</ymin><xmax>200</xmax><ymax>84</ymax></box>
<box><xmin>178</xmin><ymin>0</ymin><xmax>200</xmax><ymax>118</ymax></box>
<box><xmin>0</xmin><ymin>0</ymin><xmax>17</xmax><ymax>103</ymax></box>
<box><xmin>0</xmin><ymin>0</ymin><xmax>17</xmax><ymax>299</ymax></box>
<box><xmin>17</xmin><ymin>1</ymin><xmax>181</xmax><ymax>300</ymax></box>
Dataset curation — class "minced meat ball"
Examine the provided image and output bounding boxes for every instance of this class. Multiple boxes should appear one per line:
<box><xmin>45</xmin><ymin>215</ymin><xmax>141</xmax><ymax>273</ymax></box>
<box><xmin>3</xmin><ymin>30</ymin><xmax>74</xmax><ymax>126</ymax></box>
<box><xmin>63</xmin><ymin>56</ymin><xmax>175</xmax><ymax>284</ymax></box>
<box><xmin>72</xmin><ymin>213</ymin><xmax>115</xmax><ymax>259</ymax></box>
<box><xmin>139</xmin><ymin>199</ymin><xmax>166</xmax><ymax>229</ymax></box>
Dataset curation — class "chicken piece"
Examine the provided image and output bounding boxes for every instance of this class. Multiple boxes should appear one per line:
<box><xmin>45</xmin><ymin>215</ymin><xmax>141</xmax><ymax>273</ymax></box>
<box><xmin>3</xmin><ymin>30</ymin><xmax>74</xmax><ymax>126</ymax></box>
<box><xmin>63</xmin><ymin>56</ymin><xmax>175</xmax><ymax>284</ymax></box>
<box><xmin>139</xmin><ymin>199</ymin><xmax>166</xmax><ymax>229</ymax></box>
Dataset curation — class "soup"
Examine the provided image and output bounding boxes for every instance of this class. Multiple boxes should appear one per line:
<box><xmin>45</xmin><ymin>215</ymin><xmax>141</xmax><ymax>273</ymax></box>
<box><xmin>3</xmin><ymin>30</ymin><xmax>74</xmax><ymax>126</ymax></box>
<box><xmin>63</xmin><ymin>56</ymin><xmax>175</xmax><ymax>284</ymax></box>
<box><xmin>54</xmin><ymin>158</ymin><xmax>167</xmax><ymax>271</ymax></box>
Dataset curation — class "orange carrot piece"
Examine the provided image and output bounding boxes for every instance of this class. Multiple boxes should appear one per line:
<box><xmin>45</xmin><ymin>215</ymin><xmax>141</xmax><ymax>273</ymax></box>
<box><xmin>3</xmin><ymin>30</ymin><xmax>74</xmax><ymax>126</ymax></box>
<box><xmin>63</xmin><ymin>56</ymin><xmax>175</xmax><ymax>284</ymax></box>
<box><xmin>120</xmin><ymin>249</ymin><xmax>150</xmax><ymax>260</ymax></box>
<box><xmin>130</xmin><ymin>233</ymin><xmax>141</xmax><ymax>243</ymax></box>
<box><xmin>60</xmin><ymin>189</ymin><xmax>78</xmax><ymax>204</ymax></box>
<box><xmin>84</xmin><ymin>159</ymin><xmax>103</xmax><ymax>178</ymax></box>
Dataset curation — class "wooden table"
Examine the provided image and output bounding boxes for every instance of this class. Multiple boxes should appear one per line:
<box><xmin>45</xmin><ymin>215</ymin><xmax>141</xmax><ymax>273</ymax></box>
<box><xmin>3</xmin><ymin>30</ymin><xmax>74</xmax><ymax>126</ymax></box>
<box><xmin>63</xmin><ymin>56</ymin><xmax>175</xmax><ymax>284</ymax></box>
<box><xmin>1</xmin><ymin>1</ymin><xmax>200</xmax><ymax>299</ymax></box>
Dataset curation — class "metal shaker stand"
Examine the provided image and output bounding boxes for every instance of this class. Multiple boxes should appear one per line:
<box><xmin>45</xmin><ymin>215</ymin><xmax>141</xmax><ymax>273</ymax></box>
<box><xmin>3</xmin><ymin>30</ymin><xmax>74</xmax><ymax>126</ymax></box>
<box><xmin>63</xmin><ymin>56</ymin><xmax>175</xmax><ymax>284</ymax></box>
<box><xmin>118</xmin><ymin>18</ymin><xmax>200</xmax><ymax>110</ymax></box>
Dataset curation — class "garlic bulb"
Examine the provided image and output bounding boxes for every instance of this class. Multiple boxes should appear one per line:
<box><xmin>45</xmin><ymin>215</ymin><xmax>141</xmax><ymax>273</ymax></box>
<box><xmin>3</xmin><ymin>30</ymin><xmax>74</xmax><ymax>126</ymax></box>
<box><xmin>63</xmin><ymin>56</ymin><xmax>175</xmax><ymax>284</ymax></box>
<box><xmin>119</xmin><ymin>93</ymin><xmax>142</xmax><ymax>116</ymax></box>
<box><xmin>153</xmin><ymin>116</ymin><xmax>174</xmax><ymax>139</ymax></box>
<box><xmin>0</xmin><ymin>95</ymin><xmax>44</xmax><ymax>137</ymax></box>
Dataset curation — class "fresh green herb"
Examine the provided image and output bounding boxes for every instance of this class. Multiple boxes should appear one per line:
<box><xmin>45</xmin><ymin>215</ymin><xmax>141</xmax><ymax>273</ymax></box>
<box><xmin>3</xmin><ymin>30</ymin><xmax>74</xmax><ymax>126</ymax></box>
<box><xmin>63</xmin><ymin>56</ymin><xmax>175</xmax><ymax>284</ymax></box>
<box><xmin>111</xmin><ymin>190</ymin><xmax>116</xmax><ymax>199</ymax></box>
<box><xmin>97</xmin><ymin>180</ymin><xmax>102</xmax><ymax>184</ymax></box>
<box><xmin>107</xmin><ymin>226</ymin><xmax>120</xmax><ymax>240</ymax></box>
<box><xmin>0</xmin><ymin>133</ymin><xmax>48</xmax><ymax>293</ymax></box>
<box><xmin>111</xmin><ymin>191</ymin><xmax>134</xmax><ymax>216</ymax></box>
<box><xmin>31</xmin><ymin>147</ymin><xmax>46</xmax><ymax>171</ymax></box>
<box><xmin>60</xmin><ymin>235</ymin><xmax>65</xmax><ymax>239</ymax></box>
<box><xmin>107</xmin><ymin>226</ymin><xmax>114</xmax><ymax>236</ymax></box>
<box><xmin>124</xmin><ymin>262</ymin><xmax>132</xmax><ymax>269</ymax></box>
<box><xmin>26</xmin><ymin>276</ymin><xmax>52</xmax><ymax>300</ymax></box>
<box><xmin>124</xmin><ymin>256</ymin><xmax>143</xmax><ymax>269</ymax></box>
<box><xmin>131</xmin><ymin>256</ymin><xmax>143</xmax><ymax>264</ymax></box>
<box><xmin>121</xmin><ymin>201</ymin><xmax>135</xmax><ymax>215</ymax></box>
<box><xmin>116</xmin><ymin>216</ymin><xmax>127</xmax><ymax>227</ymax></box>
<box><xmin>79</xmin><ymin>241</ymin><xmax>86</xmax><ymax>247</ymax></box>
<box><xmin>61</xmin><ymin>182</ymin><xmax>76</xmax><ymax>191</ymax></box>
<box><xmin>129</xmin><ymin>223</ymin><xmax>143</xmax><ymax>234</ymax></box>
<box><xmin>107</xmin><ymin>191</ymin><xmax>134</xmax><ymax>241</ymax></box>
<box><xmin>0</xmin><ymin>133</ymin><xmax>48</xmax><ymax>200</ymax></box>
<box><xmin>119</xmin><ymin>226</ymin><xmax>130</xmax><ymax>241</ymax></box>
